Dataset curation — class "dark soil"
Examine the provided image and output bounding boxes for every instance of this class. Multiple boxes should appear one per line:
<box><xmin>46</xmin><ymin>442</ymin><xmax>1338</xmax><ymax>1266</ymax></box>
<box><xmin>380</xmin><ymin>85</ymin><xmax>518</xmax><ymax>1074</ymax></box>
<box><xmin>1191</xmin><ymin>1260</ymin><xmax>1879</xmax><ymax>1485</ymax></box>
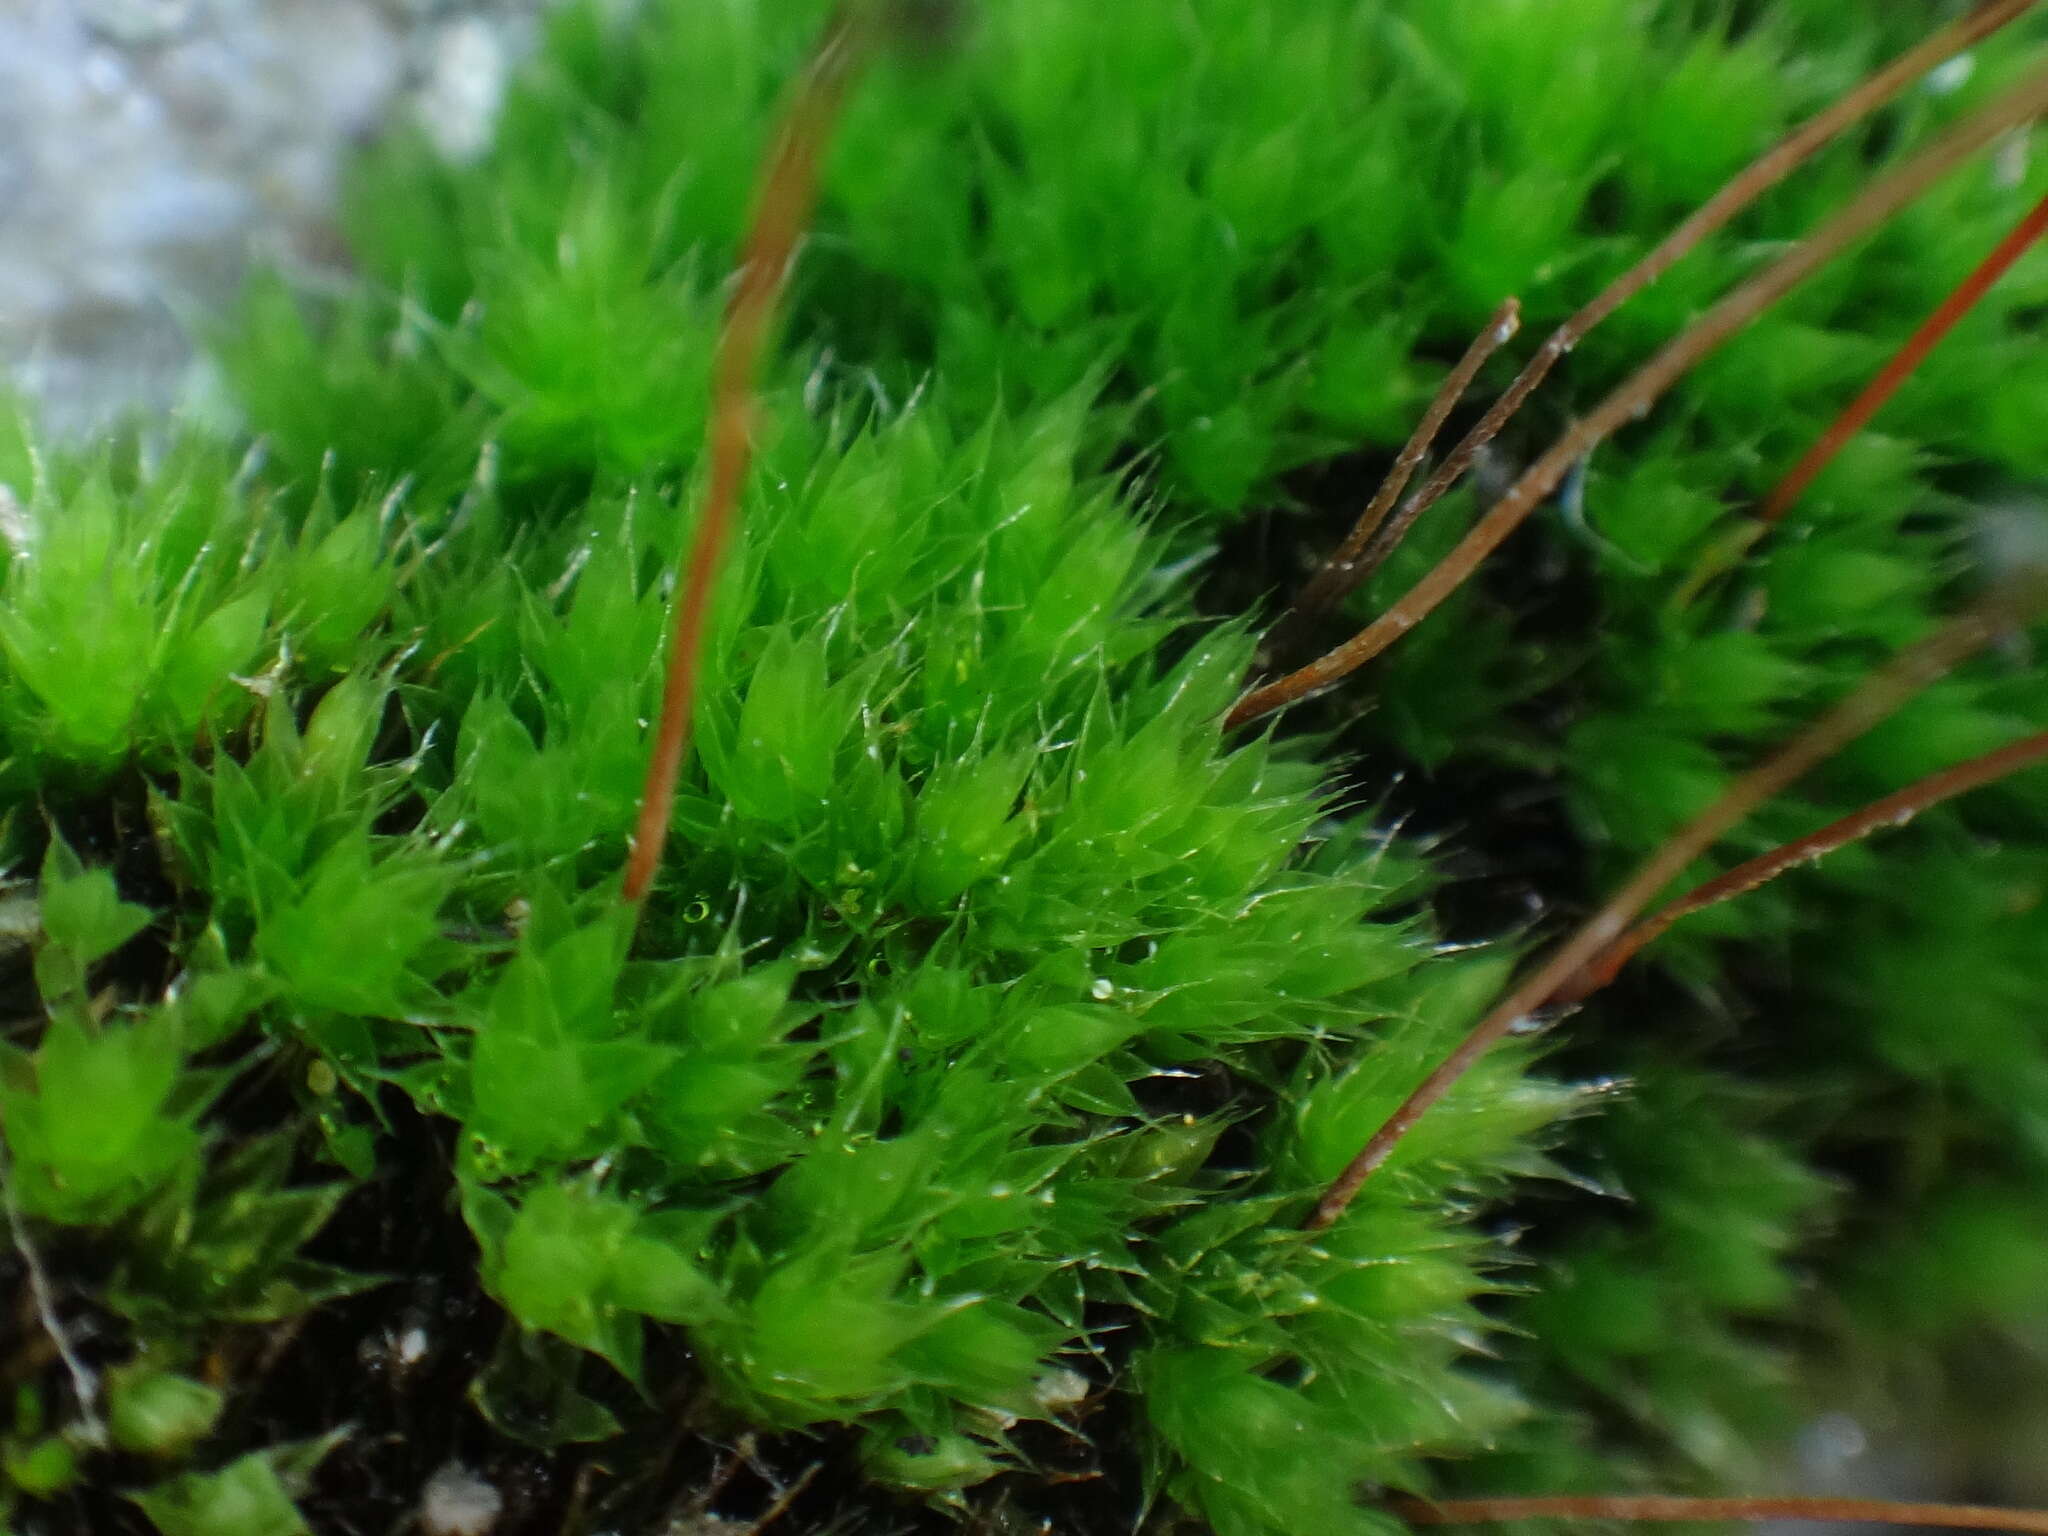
<box><xmin>8</xmin><ymin>1086</ymin><xmax>1156</xmax><ymax>1535</ymax></box>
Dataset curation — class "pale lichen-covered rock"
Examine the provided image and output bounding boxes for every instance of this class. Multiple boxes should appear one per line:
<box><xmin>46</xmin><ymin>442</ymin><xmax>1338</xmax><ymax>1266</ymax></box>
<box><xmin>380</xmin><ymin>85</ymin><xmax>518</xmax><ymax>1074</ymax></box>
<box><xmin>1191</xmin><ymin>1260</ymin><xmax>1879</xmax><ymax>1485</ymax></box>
<box><xmin>0</xmin><ymin>0</ymin><xmax>553</xmax><ymax>433</ymax></box>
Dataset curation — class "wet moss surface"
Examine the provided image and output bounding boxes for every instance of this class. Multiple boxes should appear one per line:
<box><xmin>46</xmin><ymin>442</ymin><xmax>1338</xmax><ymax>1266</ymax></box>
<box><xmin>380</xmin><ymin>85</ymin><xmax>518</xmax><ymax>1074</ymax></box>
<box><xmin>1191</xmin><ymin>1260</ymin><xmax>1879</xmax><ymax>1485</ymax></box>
<box><xmin>5</xmin><ymin>2</ymin><xmax>2048</xmax><ymax>1532</ymax></box>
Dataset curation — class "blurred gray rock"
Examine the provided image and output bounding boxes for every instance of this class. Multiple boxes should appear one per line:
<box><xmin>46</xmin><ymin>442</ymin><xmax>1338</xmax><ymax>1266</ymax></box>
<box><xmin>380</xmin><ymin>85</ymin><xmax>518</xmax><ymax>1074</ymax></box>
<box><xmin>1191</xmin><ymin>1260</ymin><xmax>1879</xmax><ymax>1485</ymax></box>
<box><xmin>0</xmin><ymin>0</ymin><xmax>556</xmax><ymax>435</ymax></box>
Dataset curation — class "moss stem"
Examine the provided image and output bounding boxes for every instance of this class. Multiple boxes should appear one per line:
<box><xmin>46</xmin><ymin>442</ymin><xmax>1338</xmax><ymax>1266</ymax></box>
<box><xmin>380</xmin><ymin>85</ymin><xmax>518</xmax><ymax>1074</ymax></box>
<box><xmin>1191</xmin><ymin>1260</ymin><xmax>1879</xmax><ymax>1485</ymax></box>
<box><xmin>623</xmin><ymin>8</ymin><xmax>869</xmax><ymax>907</ymax></box>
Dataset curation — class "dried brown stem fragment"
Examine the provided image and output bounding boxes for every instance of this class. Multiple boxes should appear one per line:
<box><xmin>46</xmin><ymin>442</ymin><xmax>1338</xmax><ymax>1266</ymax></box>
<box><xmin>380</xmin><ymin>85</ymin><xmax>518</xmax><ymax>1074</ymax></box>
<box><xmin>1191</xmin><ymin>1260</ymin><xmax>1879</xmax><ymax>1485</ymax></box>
<box><xmin>1284</xmin><ymin>298</ymin><xmax>1520</xmax><ymax>626</ymax></box>
<box><xmin>1389</xmin><ymin>1495</ymin><xmax>2048</xmax><ymax>1533</ymax></box>
<box><xmin>623</xmin><ymin>9</ymin><xmax>870</xmax><ymax>907</ymax></box>
<box><xmin>1</xmin><ymin>1140</ymin><xmax>104</xmax><ymax>1443</ymax></box>
<box><xmin>1273</xmin><ymin>0</ymin><xmax>2042</xmax><ymax>635</ymax></box>
<box><xmin>1305</xmin><ymin>574</ymin><xmax>2048</xmax><ymax>1230</ymax></box>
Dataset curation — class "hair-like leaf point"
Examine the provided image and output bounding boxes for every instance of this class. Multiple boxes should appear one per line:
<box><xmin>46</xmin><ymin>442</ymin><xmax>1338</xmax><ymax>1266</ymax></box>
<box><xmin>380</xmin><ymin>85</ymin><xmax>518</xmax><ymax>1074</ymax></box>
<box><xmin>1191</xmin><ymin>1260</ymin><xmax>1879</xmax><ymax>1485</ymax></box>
<box><xmin>1306</xmin><ymin>570</ymin><xmax>2048</xmax><ymax>1230</ymax></box>
<box><xmin>1228</xmin><ymin>55</ymin><xmax>2048</xmax><ymax>733</ymax></box>
<box><xmin>1388</xmin><ymin>1495</ymin><xmax>2048</xmax><ymax>1533</ymax></box>
<box><xmin>622</xmin><ymin>5</ymin><xmax>873</xmax><ymax>907</ymax></box>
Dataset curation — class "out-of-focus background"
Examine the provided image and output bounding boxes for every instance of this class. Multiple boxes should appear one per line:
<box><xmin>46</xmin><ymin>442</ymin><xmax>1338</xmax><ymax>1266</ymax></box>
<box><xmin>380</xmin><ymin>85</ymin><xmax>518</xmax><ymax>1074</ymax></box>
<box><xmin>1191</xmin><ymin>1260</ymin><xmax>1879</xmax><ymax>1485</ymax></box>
<box><xmin>0</xmin><ymin>0</ymin><xmax>555</xmax><ymax>435</ymax></box>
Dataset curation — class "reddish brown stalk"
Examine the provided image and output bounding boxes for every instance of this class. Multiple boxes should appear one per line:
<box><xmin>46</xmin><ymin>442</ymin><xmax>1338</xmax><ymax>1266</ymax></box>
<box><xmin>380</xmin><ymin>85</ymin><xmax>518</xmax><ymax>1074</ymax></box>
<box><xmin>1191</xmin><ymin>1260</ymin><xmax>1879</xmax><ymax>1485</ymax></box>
<box><xmin>1305</xmin><ymin>574</ymin><xmax>2048</xmax><ymax>1231</ymax></box>
<box><xmin>1674</xmin><ymin>187</ymin><xmax>2048</xmax><ymax>608</ymax></box>
<box><xmin>1227</xmin><ymin>63</ymin><xmax>2048</xmax><ymax>735</ymax></box>
<box><xmin>1284</xmin><ymin>298</ymin><xmax>1521</xmax><ymax>624</ymax></box>
<box><xmin>1281</xmin><ymin>0</ymin><xmax>2041</xmax><ymax>629</ymax></box>
<box><xmin>1553</xmin><ymin>727</ymin><xmax>2048</xmax><ymax>1005</ymax></box>
<box><xmin>1388</xmin><ymin>1495</ymin><xmax>2048</xmax><ymax>1533</ymax></box>
<box><xmin>1760</xmin><ymin>188</ymin><xmax>2048</xmax><ymax>524</ymax></box>
<box><xmin>622</xmin><ymin>10</ymin><xmax>869</xmax><ymax>907</ymax></box>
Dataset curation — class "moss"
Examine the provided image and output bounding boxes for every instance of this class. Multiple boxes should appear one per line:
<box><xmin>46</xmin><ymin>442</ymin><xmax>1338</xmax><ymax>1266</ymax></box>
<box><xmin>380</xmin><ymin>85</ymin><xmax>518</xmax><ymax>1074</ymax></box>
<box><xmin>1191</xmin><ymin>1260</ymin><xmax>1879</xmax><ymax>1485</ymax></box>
<box><xmin>0</xmin><ymin>379</ymin><xmax>1569</xmax><ymax>1530</ymax></box>
<box><xmin>6</xmin><ymin>1</ymin><xmax>2048</xmax><ymax>1531</ymax></box>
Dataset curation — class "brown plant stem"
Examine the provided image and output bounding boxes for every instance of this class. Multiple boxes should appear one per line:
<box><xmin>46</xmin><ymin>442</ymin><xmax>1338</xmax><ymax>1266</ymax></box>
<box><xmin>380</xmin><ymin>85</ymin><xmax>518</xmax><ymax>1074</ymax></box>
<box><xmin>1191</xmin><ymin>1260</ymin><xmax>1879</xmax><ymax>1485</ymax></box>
<box><xmin>1278</xmin><ymin>0</ymin><xmax>2041</xmax><ymax>632</ymax></box>
<box><xmin>1283</xmin><ymin>298</ymin><xmax>1520</xmax><ymax>625</ymax></box>
<box><xmin>1671</xmin><ymin>195</ymin><xmax>2048</xmax><ymax>618</ymax></box>
<box><xmin>1760</xmin><ymin>187</ymin><xmax>2048</xmax><ymax>524</ymax></box>
<box><xmin>1228</xmin><ymin>61</ymin><xmax>2048</xmax><ymax>734</ymax></box>
<box><xmin>622</xmin><ymin>9</ymin><xmax>869</xmax><ymax>907</ymax></box>
<box><xmin>1305</xmin><ymin>574</ymin><xmax>2048</xmax><ymax>1231</ymax></box>
<box><xmin>1388</xmin><ymin>1495</ymin><xmax>2048</xmax><ymax>1533</ymax></box>
<box><xmin>1551</xmin><ymin>727</ymin><xmax>2048</xmax><ymax>1006</ymax></box>
<box><xmin>1672</xmin><ymin>184</ymin><xmax>2048</xmax><ymax>607</ymax></box>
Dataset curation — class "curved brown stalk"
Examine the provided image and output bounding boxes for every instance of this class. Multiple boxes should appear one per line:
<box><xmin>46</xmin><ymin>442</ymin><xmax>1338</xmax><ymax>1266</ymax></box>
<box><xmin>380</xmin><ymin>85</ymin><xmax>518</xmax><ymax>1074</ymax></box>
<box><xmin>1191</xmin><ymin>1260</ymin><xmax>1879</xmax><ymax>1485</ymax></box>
<box><xmin>1388</xmin><ymin>1495</ymin><xmax>2048</xmax><ymax>1533</ymax></box>
<box><xmin>1228</xmin><ymin>62</ymin><xmax>2048</xmax><ymax>735</ymax></box>
<box><xmin>1281</xmin><ymin>0</ymin><xmax>2042</xmax><ymax>631</ymax></box>
<box><xmin>1282</xmin><ymin>298</ymin><xmax>1520</xmax><ymax>628</ymax></box>
<box><xmin>622</xmin><ymin>9</ymin><xmax>870</xmax><ymax>907</ymax></box>
<box><xmin>1551</xmin><ymin>727</ymin><xmax>2048</xmax><ymax>1006</ymax></box>
<box><xmin>1305</xmin><ymin>573</ymin><xmax>2048</xmax><ymax>1231</ymax></box>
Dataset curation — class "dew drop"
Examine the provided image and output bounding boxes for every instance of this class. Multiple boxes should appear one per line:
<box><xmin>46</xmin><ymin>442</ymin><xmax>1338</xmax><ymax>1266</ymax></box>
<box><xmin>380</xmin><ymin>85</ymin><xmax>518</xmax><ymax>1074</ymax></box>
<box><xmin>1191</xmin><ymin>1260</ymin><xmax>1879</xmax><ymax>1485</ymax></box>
<box><xmin>1035</xmin><ymin>1368</ymin><xmax>1090</xmax><ymax>1410</ymax></box>
<box><xmin>1925</xmin><ymin>54</ymin><xmax>1975</xmax><ymax>95</ymax></box>
<box><xmin>420</xmin><ymin>1462</ymin><xmax>503</xmax><ymax>1536</ymax></box>
<box><xmin>1798</xmin><ymin>1411</ymin><xmax>1870</xmax><ymax>1477</ymax></box>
